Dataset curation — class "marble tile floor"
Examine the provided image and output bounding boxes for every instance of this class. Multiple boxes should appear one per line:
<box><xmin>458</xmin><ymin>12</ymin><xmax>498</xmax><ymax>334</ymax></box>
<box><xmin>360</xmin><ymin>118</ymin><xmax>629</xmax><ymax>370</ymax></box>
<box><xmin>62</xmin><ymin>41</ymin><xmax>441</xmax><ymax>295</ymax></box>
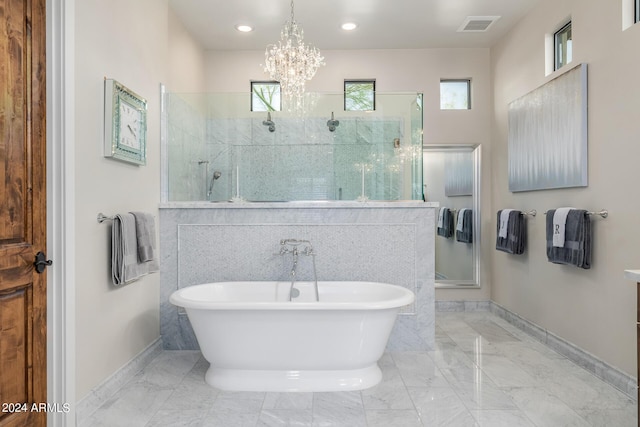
<box><xmin>82</xmin><ymin>311</ymin><xmax>637</xmax><ymax>427</ymax></box>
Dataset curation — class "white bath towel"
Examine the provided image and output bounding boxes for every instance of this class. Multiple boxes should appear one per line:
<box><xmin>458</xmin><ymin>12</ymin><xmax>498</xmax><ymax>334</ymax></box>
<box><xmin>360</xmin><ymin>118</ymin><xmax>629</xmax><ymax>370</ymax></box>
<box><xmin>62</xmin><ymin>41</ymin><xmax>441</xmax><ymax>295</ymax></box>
<box><xmin>438</xmin><ymin>207</ymin><xmax>446</xmax><ymax>228</ymax></box>
<box><xmin>498</xmin><ymin>209</ymin><xmax>514</xmax><ymax>238</ymax></box>
<box><xmin>552</xmin><ymin>207</ymin><xmax>574</xmax><ymax>248</ymax></box>
<box><xmin>456</xmin><ymin>209</ymin><xmax>467</xmax><ymax>232</ymax></box>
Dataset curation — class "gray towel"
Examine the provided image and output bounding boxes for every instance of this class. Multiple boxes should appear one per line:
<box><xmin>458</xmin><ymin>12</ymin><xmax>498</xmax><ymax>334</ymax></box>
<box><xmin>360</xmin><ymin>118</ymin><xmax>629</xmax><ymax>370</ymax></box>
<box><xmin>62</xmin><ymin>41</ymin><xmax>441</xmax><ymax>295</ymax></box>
<box><xmin>112</xmin><ymin>213</ymin><xmax>159</xmax><ymax>286</ymax></box>
<box><xmin>130</xmin><ymin>211</ymin><xmax>156</xmax><ymax>262</ymax></box>
<box><xmin>496</xmin><ymin>210</ymin><xmax>526</xmax><ymax>255</ymax></box>
<box><xmin>456</xmin><ymin>209</ymin><xmax>473</xmax><ymax>243</ymax></box>
<box><xmin>437</xmin><ymin>208</ymin><xmax>454</xmax><ymax>238</ymax></box>
<box><xmin>545</xmin><ymin>209</ymin><xmax>591</xmax><ymax>269</ymax></box>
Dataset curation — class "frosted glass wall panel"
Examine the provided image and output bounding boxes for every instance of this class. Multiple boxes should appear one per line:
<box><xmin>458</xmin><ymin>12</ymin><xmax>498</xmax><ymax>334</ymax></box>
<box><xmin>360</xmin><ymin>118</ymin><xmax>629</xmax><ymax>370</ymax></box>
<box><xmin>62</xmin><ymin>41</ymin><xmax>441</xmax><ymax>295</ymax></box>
<box><xmin>508</xmin><ymin>63</ymin><xmax>587</xmax><ymax>192</ymax></box>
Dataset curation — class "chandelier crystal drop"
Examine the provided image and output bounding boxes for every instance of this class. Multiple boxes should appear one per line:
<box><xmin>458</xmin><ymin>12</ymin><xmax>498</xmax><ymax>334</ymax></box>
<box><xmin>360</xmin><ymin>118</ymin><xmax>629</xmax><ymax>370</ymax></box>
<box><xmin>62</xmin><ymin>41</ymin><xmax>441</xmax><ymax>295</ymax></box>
<box><xmin>264</xmin><ymin>0</ymin><xmax>325</xmax><ymax>112</ymax></box>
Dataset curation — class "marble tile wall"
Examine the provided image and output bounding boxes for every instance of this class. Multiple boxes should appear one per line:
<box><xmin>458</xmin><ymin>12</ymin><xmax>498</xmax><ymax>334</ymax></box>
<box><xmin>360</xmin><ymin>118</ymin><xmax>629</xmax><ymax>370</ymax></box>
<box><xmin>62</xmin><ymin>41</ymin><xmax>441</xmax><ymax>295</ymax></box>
<box><xmin>159</xmin><ymin>202</ymin><xmax>436</xmax><ymax>352</ymax></box>
<box><xmin>215</xmin><ymin>117</ymin><xmax>406</xmax><ymax>202</ymax></box>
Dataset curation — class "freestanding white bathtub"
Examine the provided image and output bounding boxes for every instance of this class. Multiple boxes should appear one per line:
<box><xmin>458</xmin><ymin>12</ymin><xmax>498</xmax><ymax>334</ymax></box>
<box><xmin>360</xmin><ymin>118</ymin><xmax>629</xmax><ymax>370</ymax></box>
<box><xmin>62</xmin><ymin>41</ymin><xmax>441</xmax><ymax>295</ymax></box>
<box><xmin>169</xmin><ymin>281</ymin><xmax>415</xmax><ymax>392</ymax></box>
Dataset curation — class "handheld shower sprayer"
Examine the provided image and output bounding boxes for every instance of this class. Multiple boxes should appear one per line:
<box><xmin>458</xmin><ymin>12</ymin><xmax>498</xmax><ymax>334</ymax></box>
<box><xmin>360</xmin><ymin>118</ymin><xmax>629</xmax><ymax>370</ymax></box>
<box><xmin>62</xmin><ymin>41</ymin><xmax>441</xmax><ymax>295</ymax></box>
<box><xmin>207</xmin><ymin>170</ymin><xmax>222</xmax><ymax>199</ymax></box>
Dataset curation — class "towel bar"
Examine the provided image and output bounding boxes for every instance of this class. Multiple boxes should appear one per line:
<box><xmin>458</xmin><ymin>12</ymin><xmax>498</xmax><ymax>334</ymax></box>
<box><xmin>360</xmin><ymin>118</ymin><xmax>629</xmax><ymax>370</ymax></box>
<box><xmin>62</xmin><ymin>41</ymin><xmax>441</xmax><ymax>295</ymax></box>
<box><xmin>543</xmin><ymin>209</ymin><xmax>608</xmax><ymax>218</ymax></box>
<box><xmin>97</xmin><ymin>213</ymin><xmax>114</xmax><ymax>223</ymax></box>
<box><xmin>522</xmin><ymin>210</ymin><xmax>537</xmax><ymax>217</ymax></box>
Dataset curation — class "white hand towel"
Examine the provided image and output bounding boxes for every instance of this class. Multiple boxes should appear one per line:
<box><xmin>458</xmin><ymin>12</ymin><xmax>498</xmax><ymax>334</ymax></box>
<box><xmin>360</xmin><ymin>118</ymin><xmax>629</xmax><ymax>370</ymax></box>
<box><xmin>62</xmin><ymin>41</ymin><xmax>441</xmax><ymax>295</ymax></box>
<box><xmin>552</xmin><ymin>207</ymin><xmax>574</xmax><ymax>248</ymax></box>
<box><xmin>438</xmin><ymin>207</ymin><xmax>446</xmax><ymax>228</ymax></box>
<box><xmin>456</xmin><ymin>209</ymin><xmax>467</xmax><ymax>232</ymax></box>
<box><xmin>498</xmin><ymin>209</ymin><xmax>514</xmax><ymax>238</ymax></box>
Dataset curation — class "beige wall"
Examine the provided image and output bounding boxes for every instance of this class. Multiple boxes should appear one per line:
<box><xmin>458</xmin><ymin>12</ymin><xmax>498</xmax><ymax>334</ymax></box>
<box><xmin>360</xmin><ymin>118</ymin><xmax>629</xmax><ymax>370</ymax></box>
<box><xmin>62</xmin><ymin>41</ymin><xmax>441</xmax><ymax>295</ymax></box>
<box><xmin>490</xmin><ymin>0</ymin><xmax>640</xmax><ymax>376</ymax></box>
<box><xmin>167</xmin><ymin>9</ymin><xmax>207</xmax><ymax>93</ymax></box>
<box><xmin>204</xmin><ymin>48</ymin><xmax>494</xmax><ymax>301</ymax></box>
<box><xmin>74</xmin><ymin>0</ymin><xmax>169</xmax><ymax>399</ymax></box>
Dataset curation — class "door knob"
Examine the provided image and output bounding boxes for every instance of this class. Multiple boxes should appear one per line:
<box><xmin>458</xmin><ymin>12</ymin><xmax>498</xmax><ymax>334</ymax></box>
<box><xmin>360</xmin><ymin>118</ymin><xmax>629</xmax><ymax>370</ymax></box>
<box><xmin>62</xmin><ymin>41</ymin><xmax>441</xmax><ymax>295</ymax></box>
<box><xmin>34</xmin><ymin>252</ymin><xmax>53</xmax><ymax>274</ymax></box>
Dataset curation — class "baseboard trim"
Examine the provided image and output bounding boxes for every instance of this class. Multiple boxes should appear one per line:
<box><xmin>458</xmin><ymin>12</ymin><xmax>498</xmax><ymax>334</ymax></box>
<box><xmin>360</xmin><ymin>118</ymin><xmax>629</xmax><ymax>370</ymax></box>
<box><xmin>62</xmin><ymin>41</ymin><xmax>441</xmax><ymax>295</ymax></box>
<box><xmin>436</xmin><ymin>300</ymin><xmax>637</xmax><ymax>401</ymax></box>
<box><xmin>435</xmin><ymin>300</ymin><xmax>490</xmax><ymax>312</ymax></box>
<box><xmin>75</xmin><ymin>338</ymin><xmax>163</xmax><ymax>425</ymax></box>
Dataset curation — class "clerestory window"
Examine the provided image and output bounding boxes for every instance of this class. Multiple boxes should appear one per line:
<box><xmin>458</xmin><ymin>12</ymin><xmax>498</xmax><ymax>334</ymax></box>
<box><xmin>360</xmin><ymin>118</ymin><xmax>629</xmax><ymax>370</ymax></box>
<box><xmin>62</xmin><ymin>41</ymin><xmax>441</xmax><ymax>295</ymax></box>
<box><xmin>251</xmin><ymin>81</ymin><xmax>281</xmax><ymax>112</ymax></box>
<box><xmin>440</xmin><ymin>79</ymin><xmax>471</xmax><ymax>110</ymax></box>
<box><xmin>344</xmin><ymin>80</ymin><xmax>375</xmax><ymax>111</ymax></box>
<box><xmin>554</xmin><ymin>22</ymin><xmax>572</xmax><ymax>70</ymax></box>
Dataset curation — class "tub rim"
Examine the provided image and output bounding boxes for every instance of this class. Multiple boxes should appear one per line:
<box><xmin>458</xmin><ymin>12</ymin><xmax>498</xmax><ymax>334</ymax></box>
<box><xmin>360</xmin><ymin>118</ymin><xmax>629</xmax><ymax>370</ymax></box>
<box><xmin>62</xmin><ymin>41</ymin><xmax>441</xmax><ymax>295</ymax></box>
<box><xmin>169</xmin><ymin>280</ymin><xmax>415</xmax><ymax>311</ymax></box>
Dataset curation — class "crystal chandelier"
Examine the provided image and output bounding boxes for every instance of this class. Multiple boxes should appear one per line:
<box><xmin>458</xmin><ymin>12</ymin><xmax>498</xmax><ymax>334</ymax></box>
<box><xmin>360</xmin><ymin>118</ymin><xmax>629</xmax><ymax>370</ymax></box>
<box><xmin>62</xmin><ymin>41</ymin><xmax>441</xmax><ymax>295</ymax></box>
<box><xmin>264</xmin><ymin>0</ymin><xmax>325</xmax><ymax>112</ymax></box>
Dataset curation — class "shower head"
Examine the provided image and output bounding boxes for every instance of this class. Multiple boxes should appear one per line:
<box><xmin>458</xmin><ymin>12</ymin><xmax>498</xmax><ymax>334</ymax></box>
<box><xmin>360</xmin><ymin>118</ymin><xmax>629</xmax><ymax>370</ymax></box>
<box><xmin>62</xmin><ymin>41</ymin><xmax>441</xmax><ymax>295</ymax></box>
<box><xmin>212</xmin><ymin>171</ymin><xmax>222</xmax><ymax>180</ymax></box>
<box><xmin>263</xmin><ymin>112</ymin><xmax>276</xmax><ymax>132</ymax></box>
<box><xmin>327</xmin><ymin>112</ymin><xmax>339</xmax><ymax>132</ymax></box>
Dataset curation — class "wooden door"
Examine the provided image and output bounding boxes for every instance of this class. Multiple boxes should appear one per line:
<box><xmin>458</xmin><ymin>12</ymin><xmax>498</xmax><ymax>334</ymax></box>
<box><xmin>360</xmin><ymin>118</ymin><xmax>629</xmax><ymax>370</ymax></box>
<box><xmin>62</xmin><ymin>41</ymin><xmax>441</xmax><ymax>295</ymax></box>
<box><xmin>0</xmin><ymin>0</ymin><xmax>47</xmax><ymax>426</ymax></box>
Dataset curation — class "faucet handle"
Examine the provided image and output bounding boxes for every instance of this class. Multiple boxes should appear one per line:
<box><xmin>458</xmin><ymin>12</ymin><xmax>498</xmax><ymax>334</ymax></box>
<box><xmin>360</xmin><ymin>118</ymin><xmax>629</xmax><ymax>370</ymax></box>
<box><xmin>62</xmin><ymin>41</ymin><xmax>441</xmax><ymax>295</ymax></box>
<box><xmin>278</xmin><ymin>246</ymin><xmax>291</xmax><ymax>255</ymax></box>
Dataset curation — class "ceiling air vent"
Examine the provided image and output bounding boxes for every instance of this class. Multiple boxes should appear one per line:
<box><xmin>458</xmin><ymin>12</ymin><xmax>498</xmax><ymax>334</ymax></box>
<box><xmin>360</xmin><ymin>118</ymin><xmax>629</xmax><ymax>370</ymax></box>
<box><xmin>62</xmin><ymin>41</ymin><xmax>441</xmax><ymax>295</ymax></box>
<box><xmin>457</xmin><ymin>16</ymin><xmax>501</xmax><ymax>32</ymax></box>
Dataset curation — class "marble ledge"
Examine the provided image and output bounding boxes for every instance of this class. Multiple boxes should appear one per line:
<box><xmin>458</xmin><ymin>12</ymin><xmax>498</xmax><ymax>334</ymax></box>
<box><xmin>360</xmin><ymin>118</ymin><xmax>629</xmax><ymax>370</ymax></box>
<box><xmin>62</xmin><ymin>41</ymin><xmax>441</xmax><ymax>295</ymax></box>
<box><xmin>624</xmin><ymin>270</ymin><xmax>640</xmax><ymax>283</ymax></box>
<box><xmin>159</xmin><ymin>200</ymin><xmax>439</xmax><ymax>210</ymax></box>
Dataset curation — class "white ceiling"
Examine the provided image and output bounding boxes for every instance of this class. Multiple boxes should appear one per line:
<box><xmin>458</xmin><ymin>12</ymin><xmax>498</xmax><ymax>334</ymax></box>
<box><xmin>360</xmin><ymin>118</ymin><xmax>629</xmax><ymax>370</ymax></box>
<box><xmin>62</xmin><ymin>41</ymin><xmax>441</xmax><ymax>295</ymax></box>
<box><xmin>168</xmin><ymin>0</ymin><xmax>540</xmax><ymax>51</ymax></box>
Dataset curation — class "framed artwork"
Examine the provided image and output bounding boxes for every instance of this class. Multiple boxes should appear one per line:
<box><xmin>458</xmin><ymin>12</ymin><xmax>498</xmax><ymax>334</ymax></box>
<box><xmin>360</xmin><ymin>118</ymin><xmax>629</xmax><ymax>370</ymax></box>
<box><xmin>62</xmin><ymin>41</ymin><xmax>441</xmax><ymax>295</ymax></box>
<box><xmin>508</xmin><ymin>63</ymin><xmax>587</xmax><ymax>192</ymax></box>
<box><xmin>104</xmin><ymin>78</ymin><xmax>147</xmax><ymax>165</ymax></box>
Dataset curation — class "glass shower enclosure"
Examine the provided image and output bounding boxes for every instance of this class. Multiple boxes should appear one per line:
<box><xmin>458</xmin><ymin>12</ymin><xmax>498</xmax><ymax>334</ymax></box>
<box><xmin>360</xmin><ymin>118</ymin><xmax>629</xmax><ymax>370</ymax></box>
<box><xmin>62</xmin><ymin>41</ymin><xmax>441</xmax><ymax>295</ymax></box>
<box><xmin>161</xmin><ymin>91</ymin><xmax>423</xmax><ymax>202</ymax></box>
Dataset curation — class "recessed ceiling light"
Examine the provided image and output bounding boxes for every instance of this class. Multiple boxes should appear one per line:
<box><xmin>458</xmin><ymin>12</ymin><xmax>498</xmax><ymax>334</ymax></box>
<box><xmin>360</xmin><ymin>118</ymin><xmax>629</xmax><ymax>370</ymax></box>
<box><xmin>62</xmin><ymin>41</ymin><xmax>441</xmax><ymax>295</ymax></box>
<box><xmin>235</xmin><ymin>24</ymin><xmax>253</xmax><ymax>32</ymax></box>
<box><xmin>341</xmin><ymin>22</ymin><xmax>358</xmax><ymax>31</ymax></box>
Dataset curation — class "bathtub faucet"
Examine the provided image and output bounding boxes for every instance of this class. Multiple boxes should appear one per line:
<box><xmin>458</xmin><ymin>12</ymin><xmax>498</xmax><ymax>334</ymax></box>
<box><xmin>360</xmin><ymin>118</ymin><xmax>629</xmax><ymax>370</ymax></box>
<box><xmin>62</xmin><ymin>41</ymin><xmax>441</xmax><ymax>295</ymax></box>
<box><xmin>290</xmin><ymin>246</ymin><xmax>298</xmax><ymax>282</ymax></box>
<box><xmin>280</xmin><ymin>239</ymin><xmax>311</xmax><ymax>280</ymax></box>
<box><xmin>279</xmin><ymin>239</ymin><xmax>318</xmax><ymax>301</ymax></box>
<box><xmin>280</xmin><ymin>239</ymin><xmax>313</xmax><ymax>255</ymax></box>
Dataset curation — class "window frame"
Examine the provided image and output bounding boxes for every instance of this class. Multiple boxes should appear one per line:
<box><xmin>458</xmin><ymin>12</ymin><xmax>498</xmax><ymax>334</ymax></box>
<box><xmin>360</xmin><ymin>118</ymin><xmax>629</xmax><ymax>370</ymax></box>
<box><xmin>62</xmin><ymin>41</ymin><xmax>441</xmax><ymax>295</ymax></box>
<box><xmin>344</xmin><ymin>80</ymin><xmax>376</xmax><ymax>111</ymax></box>
<box><xmin>250</xmin><ymin>81</ymin><xmax>281</xmax><ymax>112</ymax></box>
<box><xmin>554</xmin><ymin>21</ymin><xmax>572</xmax><ymax>71</ymax></box>
<box><xmin>439</xmin><ymin>79</ymin><xmax>471</xmax><ymax>110</ymax></box>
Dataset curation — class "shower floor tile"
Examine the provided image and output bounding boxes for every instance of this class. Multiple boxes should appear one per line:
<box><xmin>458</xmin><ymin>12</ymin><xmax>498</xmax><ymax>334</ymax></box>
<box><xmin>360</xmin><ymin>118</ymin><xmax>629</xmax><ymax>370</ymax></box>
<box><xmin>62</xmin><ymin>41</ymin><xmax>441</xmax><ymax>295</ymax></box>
<box><xmin>80</xmin><ymin>311</ymin><xmax>637</xmax><ymax>427</ymax></box>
